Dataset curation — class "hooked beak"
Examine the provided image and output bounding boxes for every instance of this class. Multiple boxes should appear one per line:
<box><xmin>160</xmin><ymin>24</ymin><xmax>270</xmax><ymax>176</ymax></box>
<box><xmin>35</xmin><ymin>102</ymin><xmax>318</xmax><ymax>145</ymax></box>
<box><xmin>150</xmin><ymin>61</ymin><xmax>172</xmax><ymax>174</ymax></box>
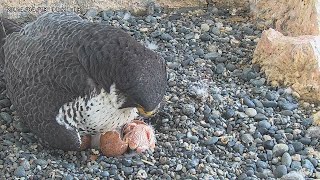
<box><xmin>137</xmin><ymin>107</ymin><xmax>155</xmax><ymax>117</ymax></box>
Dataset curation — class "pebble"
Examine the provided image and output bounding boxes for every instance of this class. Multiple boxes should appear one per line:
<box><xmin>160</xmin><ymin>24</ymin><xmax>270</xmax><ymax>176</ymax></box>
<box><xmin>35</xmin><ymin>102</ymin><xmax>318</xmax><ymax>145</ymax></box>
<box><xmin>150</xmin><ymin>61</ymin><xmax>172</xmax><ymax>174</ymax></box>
<box><xmin>14</xmin><ymin>166</ymin><xmax>26</xmax><ymax>177</ymax></box>
<box><xmin>274</xmin><ymin>165</ymin><xmax>288</xmax><ymax>178</ymax></box>
<box><xmin>136</xmin><ymin>169</ymin><xmax>148</xmax><ymax>179</ymax></box>
<box><xmin>176</xmin><ymin>164</ymin><xmax>183</xmax><ymax>171</ymax></box>
<box><xmin>123</xmin><ymin>167</ymin><xmax>134</xmax><ymax>175</ymax></box>
<box><xmin>182</xmin><ymin>104</ymin><xmax>196</xmax><ymax>116</ymax></box>
<box><xmin>281</xmin><ymin>152</ymin><xmax>292</xmax><ymax>167</ymax></box>
<box><xmin>200</xmin><ymin>23</ymin><xmax>210</xmax><ymax>32</ymax></box>
<box><xmin>101</xmin><ymin>171</ymin><xmax>110</xmax><ymax>177</ymax></box>
<box><xmin>302</xmin><ymin>159</ymin><xmax>315</xmax><ymax>172</ymax></box>
<box><xmin>241</xmin><ymin>133</ymin><xmax>254</xmax><ymax>145</ymax></box>
<box><xmin>0</xmin><ymin>112</ymin><xmax>13</xmax><ymax>124</ymax></box>
<box><xmin>250</xmin><ymin>78</ymin><xmax>266</xmax><ymax>87</ymax></box>
<box><xmin>160</xmin><ymin>33</ymin><xmax>173</xmax><ymax>41</ymax></box>
<box><xmin>262</xmin><ymin>101</ymin><xmax>278</xmax><ymax>108</ymax></box>
<box><xmin>245</xmin><ymin>108</ymin><xmax>257</xmax><ymax>117</ymax></box>
<box><xmin>273</xmin><ymin>144</ymin><xmax>289</xmax><ymax>157</ymax></box>
<box><xmin>216</xmin><ymin>63</ymin><xmax>225</xmax><ymax>74</ymax></box>
<box><xmin>204</xmin><ymin>52</ymin><xmax>220</xmax><ymax>60</ymax></box>
<box><xmin>280</xmin><ymin>171</ymin><xmax>305</xmax><ymax>180</ymax></box>
<box><xmin>205</xmin><ymin>136</ymin><xmax>219</xmax><ymax>145</ymax></box>
<box><xmin>258</xmin><ymin>120</ymin><xmax>271</xmax><ymax>129</ymax></box>
<box><xmin>243</xmin><ymin>97</ymin><xmax>255</xmax><ymax>108</ymax></box>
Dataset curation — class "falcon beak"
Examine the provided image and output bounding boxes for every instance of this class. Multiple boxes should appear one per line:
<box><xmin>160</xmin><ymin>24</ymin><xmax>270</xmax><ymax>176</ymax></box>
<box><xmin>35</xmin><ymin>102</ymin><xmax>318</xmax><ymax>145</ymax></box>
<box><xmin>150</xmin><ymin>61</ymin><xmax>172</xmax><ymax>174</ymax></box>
<box><xmin>137</xmin><ymin>107</ymin><xmax>155</xmax><ymax>117</ymax></box>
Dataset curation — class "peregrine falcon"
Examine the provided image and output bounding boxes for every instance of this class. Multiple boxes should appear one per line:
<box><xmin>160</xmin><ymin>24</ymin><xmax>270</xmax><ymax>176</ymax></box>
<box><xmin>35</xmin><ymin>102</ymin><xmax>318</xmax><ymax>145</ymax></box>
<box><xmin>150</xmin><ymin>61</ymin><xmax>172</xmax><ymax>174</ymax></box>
<box><xmin>0</xmin><ymin>12</ymin><xmax>167</xmax><ymax>151</ymax></box>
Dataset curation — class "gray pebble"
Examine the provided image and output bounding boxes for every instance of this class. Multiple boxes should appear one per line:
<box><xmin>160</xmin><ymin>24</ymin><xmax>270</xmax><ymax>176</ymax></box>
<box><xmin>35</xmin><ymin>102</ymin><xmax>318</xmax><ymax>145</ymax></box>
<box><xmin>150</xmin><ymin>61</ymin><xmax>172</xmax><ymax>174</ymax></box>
<box><xmin>216</xmin><ymin>63</ymin><xmax>225</xmax><ymax>74</ymax></box>
<box><xmin>280</xmin><ymin>171</ymin><xmax>305</xmax><ymax>180</ymax></box>
<box><xmin>14</xmin><ymin>166</ymin><xmax>26</xmax><ymax>177</ymax></box>
<box><xmin>226</xmin><ymin>63</ymin><xmax>236</xmax><ymax>71</ymax></box>
<box><xmin>254</xmin><ymin>113</ymin><xmax>268</xmax><ymax>120</ymax></box>
<box><xmin>241</xmin><ymin>133</ymin><xmax>254</xmax><ymax>145</ymax></box>
<box><xmin>253</xmin><ymin>99</ymin><xmax>264</xmax><ymax>108</ymax></box>
<box><xmin>250</xmin><ymin>78</ymin><xmax>266</xmax><ymax>87</ymax></box>
<box><xmin>302</xmin><ymin>159</ymin><xmax>315</xmax><ymax>172</ymax></box>
<box><xmin>204</xmin><ymin>52</ymin><xmax>220</xmax><ymax>60</ymax></box>
<box><xmin>205</xmin><ymin>136</ymin><xmax>219</xmax><ymax>145</ymax></box>
<box><xmin>123</xmin><ymin>167</ymin><xmax>134</xmax><ymax>175</ymax></box>
<box><xmin>243</xmin><ymin>97</ymin><xmax>255</xmax><ymax>108</ymax></box>
<box><xmin>274</xmin><ymin>165</ymin><xmax>287</xmax><ymax>178</ymax></box>
<box><xmin>101</xmin><ymin>171</ymin><xmax>110</xmax><ymax>177</ymax></box>
<box><xmin>245</xmin><ymin>108</ymin><xmax>257</xmax><ymax>117</ymax></box>
<box><xmin>201</xmin><ymin>23</ymin><xmax>210</xmax><ymax>32</ymax></box>
<box><xmin>182</xmin><ymin>104</ymin><xmax>196</xmax><ymax>116</ymax></box>
<box><xmin>175</xmin><ymin>164</ymin><xmax>183</xmax><ymax>171</ymax></box>
<box><xmin>0</xmin><ymin>112</ymin><xmax>13</xmax><ymax>124</ymax></box>
<box><xmin>291</xmin><ymin>161</ymin><xmax>302</xmax><ymax>171</ymax></box>
<box><xmin>20</xmin><ymin>160</ymin><xmax>30</xmax><ymax>171</ymax></box>
<box><xmin>273</xmin><ymin>144</ymin><xmax>289</xmax><ymax>157</ymax></box>
<box><xmin>281</xmin><ymin>152</ymin><xmax>292</xmax><ymax>167</ymax></box>
<box><xmin>258</xmin><ymin>120</ymin><xmax>271</xmax><ymax>129</ymax></box>
<box><xmin>160</xmin><ymin>33</ymin><xmax>173</xmax><ymax>41</ymax></box>
<box><xmin>34</xmin><ymin>159</ymin><xmax>48</xmax><ymax>166</ymax></box>
<box><xmin>262</xmin><ymin>101</ymin><xmax>278</xmax><ymax>108</ymax></box>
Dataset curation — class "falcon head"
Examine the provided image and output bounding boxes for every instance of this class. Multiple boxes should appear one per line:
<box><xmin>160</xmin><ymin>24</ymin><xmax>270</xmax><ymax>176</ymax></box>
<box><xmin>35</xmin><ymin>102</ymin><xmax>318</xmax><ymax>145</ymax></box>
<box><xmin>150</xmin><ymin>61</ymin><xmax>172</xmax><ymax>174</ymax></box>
<box><xmin>95</xmin><ymin>34</ymin><xmax>167</xmax><ymax>118</ymax></box>
<box><xmin>83</xmin><ymin>27</ymin><xmax>167</xmax><ymax>118</ymax></box>
<box><xmin>115</xmin><ymin>45</ymin><xmax>167</xmax><ymax>118</ymax></box>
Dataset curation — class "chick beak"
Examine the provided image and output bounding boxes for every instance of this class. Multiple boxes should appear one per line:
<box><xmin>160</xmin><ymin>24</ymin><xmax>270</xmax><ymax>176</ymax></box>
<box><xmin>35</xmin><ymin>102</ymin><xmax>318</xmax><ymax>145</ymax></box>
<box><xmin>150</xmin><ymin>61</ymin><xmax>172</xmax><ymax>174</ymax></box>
<box><xmin>137</xmin><ymin>107</ymin><xmax>154</xmax><ymax>117</ymax></box>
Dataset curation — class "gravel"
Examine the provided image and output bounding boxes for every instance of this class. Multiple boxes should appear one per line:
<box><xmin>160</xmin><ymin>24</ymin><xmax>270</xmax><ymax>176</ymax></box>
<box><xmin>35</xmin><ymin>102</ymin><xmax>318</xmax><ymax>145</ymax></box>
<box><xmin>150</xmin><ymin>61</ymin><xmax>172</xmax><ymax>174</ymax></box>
<box><xmin>0</xmin><ymin>6</ymin><xmax>319</xmax><ymax>179</ymax></box>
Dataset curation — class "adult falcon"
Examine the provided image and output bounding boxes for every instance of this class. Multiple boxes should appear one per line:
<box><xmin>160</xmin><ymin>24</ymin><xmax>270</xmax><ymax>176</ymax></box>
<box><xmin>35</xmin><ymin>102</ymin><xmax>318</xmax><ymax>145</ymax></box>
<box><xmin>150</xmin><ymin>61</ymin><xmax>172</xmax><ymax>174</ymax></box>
<box><xmin>0</xmin><ymin>12</ymin><xmax>167</xmax><ymax>152</ymax></box>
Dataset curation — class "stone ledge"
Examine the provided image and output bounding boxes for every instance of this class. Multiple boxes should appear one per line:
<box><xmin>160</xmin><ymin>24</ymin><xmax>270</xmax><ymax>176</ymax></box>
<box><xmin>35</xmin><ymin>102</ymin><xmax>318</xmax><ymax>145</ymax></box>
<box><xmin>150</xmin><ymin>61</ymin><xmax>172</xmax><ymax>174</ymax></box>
<box><xmin>251</xmin><ymin>0</ymin><xmax>320</xmax><ymax>36</ymax></box>
<box><xmin>253</xmin><ymin>28</ymin><xmax>320</xmax><ymax>102</ymax></box>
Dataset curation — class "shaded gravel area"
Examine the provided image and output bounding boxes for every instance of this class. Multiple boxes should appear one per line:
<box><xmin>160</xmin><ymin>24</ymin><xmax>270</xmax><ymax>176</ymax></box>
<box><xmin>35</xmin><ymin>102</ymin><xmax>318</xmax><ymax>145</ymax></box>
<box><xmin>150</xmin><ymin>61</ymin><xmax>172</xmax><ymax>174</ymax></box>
<box><xmin>1</xmin><ymin>6</ymin><xmax>320</xmax><ymax>179</ymax></box>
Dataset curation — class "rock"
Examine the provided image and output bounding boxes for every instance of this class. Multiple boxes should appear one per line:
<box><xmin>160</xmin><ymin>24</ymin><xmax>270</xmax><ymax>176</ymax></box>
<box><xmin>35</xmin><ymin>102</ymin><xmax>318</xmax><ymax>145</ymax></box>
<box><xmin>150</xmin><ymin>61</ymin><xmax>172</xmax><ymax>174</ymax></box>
<box><xmin>85</xmin><ymin>9</ymin><xmax>98</xmax><ymax>19</ymax></box>
<box><xmin>274</xmin><ymin>165</ymin><xmax>287</xmax><ymax>178</ymax></box>
<box><xmin>258</xmin><ymin>120</ymin><xmax>271</xmax><ymax>129</ymax></box>
<box><xmin>250</xmin><ymin>78</ymin><xmax>266</xmax><ymax>87</ymax></box>
<box><xmin>306</xmin><ymin>126</ymin><xmax>320</xmax><ymax>138</ymax></box>
<box><xmin>243</xmin><ymin>97</ymin><xmax>255</xmax><ymax>108</ymax></box>
<box><xmin>204</xmin><ymin>52</ymin><xmax>220</xmax><ymax>60</ymax></box>
<box><xmin>216</xmin><ymin>63</ymin><xmax>225</xmax><ymax>74</ymax></box>
<box><xmin>245</xmin><ymin>108</ymin><xmax>257</xmax><ymax>117</ymax></box>
<box><xmin>200</xmin><ymin>23</ymin><xmax>210</xmax><ymax>32</ymax></box>
<box><xmin>261</xmin><ymin>101</ymin><xmax>277</xmax><ymax>108</ymax></box>
<box><xmin>251</xmin><ymin>0</ymin><xmax>320</xmax><ymax>36</ymax></box>
<box><xmin>302</xmin><ymin>159</ymin><xmax>315</xmax><ymax>172</ymax></box>
<box><xmin>160</xmin><ymin>33</ymin><xmax>173</xmax><ymax>41</ymax></box>
<box><xmin>241</xmin><ymin>133</ymin><xmax>254</xmax><ymax>145</ymax></box>
<box><xmin>205</xmin><ymin>137</ymin><xmax>219</xmax><ymax>145</ymax></box>
<box><xmin>253</xmin><ymin>29</ymin><xmax>320</xmax><ymax>103</ymax></box>
<box><xmin>101</xmin><ymin>171</ymin><xmax>110</xmax><ymax>177</ymax></box>
<box><xmin>182</xmin><ymin>104</ymin><xmax>196</xmax><ymax>116</ymax></box>
<box><xmin>136</xmin><ymin>169</ymin><xmax>148</xmax><ymax>179</ymax></box>
<box><xmin>14</xmin><ymin>166</ymin><xmax>26</xmax><ymax>177</ymax></box>
<box><xmin>273</xmin><ymin>144</ymin><xmax>289</xmax><ymax>157</ymax></box>
<box><xmin>0</xmin><ymin>112</ymin><xmax>13</xmax><ymax>124</ymax></box>
<box><xmin>175</xmin><ymin>164</ymin><xmax>183</xmax><ymax>171</ymax></box>
<box><xmin>292</xmin><ymin>141</ymin><xmax>304</xmax><ymax>152</ymax></box>
<box><xmin>280</xmin><ymin>171</ymin><xmax>304</xmax><ymax>180</ymax></box>
<box><xmin>281</xmin><ymin>152</ymin><xmax>292</xmax><ymax>167</ymax></box>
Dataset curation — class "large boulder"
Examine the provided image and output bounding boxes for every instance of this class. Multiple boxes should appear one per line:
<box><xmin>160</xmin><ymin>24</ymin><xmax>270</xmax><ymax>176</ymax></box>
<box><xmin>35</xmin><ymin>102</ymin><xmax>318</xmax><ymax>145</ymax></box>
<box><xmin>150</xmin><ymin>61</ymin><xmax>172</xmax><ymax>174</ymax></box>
<box><xmin>250</xmin><ymin>0</ymin><xmax>320</xmax><ymax>36</ymax></box>
<box><xmin>253</xmin><ymin>28</ymin><xmax>320</xmax><ymax>102</ymax></box>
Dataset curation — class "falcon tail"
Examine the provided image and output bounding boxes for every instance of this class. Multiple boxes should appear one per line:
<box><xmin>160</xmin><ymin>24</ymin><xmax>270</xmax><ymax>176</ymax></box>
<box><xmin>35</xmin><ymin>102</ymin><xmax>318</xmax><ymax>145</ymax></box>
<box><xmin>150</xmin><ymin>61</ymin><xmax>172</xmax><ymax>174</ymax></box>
<box><xmin>0</xmin><ymin>17</ymin><xmax>21</xmax><ymax>65</ymax></box>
